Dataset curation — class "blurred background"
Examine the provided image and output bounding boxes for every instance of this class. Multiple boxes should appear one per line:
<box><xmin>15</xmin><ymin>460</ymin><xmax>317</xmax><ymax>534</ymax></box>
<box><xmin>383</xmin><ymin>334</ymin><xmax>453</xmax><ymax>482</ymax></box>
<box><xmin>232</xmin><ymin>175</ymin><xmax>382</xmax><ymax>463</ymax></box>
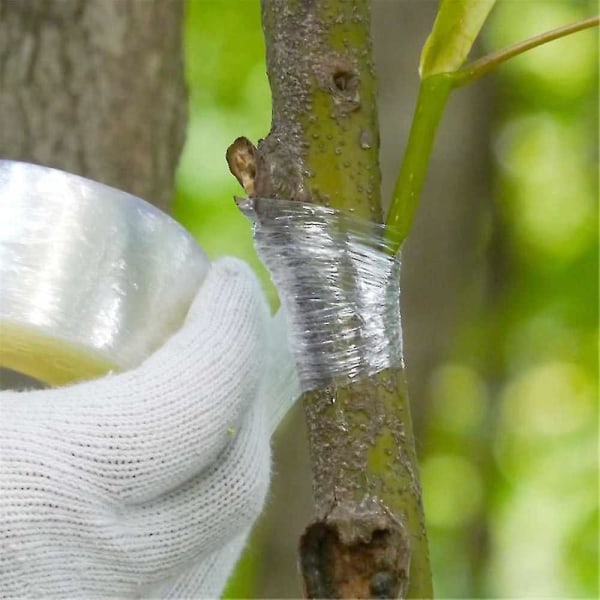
<box><xmin>174</xmin><ymin>0</ymin><xmax>598</xmax><ymax>597</ymax></box>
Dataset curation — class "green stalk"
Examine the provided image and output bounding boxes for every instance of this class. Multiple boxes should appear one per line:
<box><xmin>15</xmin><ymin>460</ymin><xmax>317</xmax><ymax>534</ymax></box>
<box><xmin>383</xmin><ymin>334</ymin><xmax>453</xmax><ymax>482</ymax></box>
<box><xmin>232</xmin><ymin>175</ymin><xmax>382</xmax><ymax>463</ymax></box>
<box><xmin>386</xmin><ymin>14</ymin><xmax>599</xmax><ymax>253</ymax></box>
<box><xmin>454</xmin><ymin>15</ymin><xmax>600</xmax><ymax>87</ymax></box>
<box><xmin>386</xmin><ymin>74</ymin><xmax>453</xmax><ymax>250</ymax></box>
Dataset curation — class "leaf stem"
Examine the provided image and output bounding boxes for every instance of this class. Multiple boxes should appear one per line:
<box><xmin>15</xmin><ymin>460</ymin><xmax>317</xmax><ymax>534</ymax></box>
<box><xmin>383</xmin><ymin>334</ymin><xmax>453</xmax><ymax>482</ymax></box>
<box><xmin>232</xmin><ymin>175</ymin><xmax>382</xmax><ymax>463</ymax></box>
<box><xmin>386</xmin><ymin>74</ymin><xmax>453</xmax><ymax>251</ymax></box>
<box><xmin>386</xmin><ymin>14</ymin><xmax>599</xmax><ymax>251</ymax></box>
<box><xmin>453</xmin><ymin>14</ymin><xmax>599</xmax><ymax>87</ymax></box>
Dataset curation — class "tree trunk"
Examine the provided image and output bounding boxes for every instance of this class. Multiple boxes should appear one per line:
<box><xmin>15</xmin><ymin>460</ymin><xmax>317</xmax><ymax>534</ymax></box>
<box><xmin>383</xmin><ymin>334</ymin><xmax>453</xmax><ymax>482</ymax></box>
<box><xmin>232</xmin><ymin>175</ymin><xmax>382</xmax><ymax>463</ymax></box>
<box><xmin>0</xmin><ymin>0</ymin><xmax>186</xmax><ymax>211</ymax></box>
<box><xmin>0</xmin><ymin>0</ymin><xmax>186</xmax><ymax>386</ymax></box>
<box><xmin>241</xmin><ymin>1</ymin><xmax>433</xmax><ymax>597</ymax></box>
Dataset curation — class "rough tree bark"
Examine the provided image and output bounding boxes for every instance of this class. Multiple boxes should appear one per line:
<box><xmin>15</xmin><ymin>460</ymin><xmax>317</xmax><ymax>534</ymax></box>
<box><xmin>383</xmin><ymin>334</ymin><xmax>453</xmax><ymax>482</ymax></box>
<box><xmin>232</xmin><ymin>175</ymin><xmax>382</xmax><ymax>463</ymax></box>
<box><xmin>229</xmin><ymin>1</ymin><xmax>432</xmax><ymax>597</ymax></box>
<box><xmin>0</xmin><ymin>0</ymin><xmax>186</xmax><ymax>211</ymax></box>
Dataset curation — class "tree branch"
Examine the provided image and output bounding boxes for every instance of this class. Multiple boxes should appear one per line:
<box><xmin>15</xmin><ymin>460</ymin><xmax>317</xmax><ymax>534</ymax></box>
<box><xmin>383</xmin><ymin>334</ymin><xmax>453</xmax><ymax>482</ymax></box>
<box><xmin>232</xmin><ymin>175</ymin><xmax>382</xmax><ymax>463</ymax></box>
<box><xmin>386</xmin><ymin>12</ymin><xmax>599</xmax><ymax>251</ymax></box>
<box><xmin>453</xmin><ymin>14</ymin><xmax>600</xmax><ymax>88</ymax></box>
<box><xmin>229</xmin><ymin>1</ymin><xmax>433</xmax><ymax>597</ymax></box>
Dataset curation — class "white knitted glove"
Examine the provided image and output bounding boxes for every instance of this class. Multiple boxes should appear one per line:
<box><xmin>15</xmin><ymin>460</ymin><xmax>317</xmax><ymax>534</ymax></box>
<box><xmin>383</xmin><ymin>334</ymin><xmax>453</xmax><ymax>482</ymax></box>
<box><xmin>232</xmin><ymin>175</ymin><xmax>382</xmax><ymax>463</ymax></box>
<box><xmin>0</xmin><ymin>257</ymin><xmax>300</xmax><ymax>599</ymax></box>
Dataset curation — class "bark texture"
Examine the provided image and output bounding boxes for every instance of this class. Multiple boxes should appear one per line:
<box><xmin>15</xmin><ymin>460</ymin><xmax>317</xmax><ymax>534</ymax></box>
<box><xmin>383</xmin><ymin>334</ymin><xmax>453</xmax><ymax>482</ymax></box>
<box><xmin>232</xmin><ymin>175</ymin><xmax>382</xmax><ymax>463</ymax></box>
<box><xmin>240</xmin><ymin>1</ymin><xmax>433</xmax><ymax>597</ymax></box>
<box><xmin>0</xmin><ymin>0</ymin><xmax>186</xmax><ymax>211</ymax></box>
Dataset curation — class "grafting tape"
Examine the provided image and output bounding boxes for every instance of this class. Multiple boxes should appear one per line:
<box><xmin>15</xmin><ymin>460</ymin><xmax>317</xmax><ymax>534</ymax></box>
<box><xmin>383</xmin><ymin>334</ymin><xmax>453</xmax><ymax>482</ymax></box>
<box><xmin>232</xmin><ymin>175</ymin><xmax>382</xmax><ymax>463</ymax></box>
<box><xmin>241</xmin><ymin>197</ymin><xmax>403</xmax><ymax>391</ymax></box>
<box><xmin>0</xmin><ymin>161</ymin><xmax>210</xmax><ymax>386</ymax></box>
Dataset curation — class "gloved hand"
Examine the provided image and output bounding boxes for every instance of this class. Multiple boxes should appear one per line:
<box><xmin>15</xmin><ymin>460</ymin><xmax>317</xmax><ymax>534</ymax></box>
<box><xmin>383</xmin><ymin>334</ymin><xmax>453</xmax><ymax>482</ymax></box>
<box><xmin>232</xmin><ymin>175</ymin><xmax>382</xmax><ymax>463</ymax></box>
<box><xmin>0</xmin><ymin>257</ymin><xmax>299</xmax><ymax>598</ymax></box>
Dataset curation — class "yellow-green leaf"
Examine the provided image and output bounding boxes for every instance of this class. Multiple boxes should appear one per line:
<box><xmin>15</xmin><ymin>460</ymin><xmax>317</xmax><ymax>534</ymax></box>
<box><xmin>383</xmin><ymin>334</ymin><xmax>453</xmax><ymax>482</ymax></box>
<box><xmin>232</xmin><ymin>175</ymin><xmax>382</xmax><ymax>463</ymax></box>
<box><xmin>419</xmin><ymin>0</ymin><xmax>497</xmax><ymax>78</ymax></box>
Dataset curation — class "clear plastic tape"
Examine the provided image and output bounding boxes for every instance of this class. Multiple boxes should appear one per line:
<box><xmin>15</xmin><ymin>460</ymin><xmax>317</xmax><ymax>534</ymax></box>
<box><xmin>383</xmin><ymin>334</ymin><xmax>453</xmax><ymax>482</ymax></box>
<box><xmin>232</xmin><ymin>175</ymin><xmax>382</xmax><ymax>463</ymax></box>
<box><xmin>0</xmin><ymin>161</ymin><xmax>210</xmax><ymax>385</ymax></box>
<box><xmin>242</xmin><ymin>198</ymin><xmax>403</xmax><ymax>392</ymax></box>
<box><xmin>264</xmin><ymin>308</ymin><xmax>302</xmax><ymax>434</ymax></box>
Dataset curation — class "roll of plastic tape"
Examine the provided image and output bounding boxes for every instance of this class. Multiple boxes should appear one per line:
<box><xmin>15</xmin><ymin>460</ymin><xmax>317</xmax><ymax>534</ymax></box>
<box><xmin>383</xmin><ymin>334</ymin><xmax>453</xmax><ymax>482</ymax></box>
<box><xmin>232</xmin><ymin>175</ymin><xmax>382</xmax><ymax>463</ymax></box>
<box><xmin>0</xmin><ymin>161</ymin><xmax>210</xmax><ymax>386</ymax></box>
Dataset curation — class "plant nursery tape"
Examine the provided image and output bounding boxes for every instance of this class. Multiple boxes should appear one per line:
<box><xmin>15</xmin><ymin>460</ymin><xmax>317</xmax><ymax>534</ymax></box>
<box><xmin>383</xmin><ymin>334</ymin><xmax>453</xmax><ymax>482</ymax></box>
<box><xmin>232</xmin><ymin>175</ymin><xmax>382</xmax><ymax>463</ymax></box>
<box><xmin>241</xmin><ymin>197</ymin><xmax>404</xmax><ymax>392</ymax></box>
<box><xmin>0</xmin><ymin>161</ymin><xmax>210</xmax><ymax>386</ymax></box>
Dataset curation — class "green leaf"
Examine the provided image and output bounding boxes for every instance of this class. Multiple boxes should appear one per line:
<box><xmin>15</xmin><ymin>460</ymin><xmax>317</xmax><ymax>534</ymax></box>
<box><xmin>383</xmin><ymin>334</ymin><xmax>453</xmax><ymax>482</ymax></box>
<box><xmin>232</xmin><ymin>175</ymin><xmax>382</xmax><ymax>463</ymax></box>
<box><xmin>419</xmin><ymin>0</ymin><xmax>497</xmax><ymax>78</ymax></box>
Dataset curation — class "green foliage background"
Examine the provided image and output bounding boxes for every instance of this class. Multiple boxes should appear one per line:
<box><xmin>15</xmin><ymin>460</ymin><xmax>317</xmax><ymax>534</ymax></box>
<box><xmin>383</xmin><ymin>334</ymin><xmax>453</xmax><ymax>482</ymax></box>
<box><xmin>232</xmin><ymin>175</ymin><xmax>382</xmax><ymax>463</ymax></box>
<box><xmin>174</xmin><ymin>0</ymin><xmax>598</xmax><ymax>597</ymax></box>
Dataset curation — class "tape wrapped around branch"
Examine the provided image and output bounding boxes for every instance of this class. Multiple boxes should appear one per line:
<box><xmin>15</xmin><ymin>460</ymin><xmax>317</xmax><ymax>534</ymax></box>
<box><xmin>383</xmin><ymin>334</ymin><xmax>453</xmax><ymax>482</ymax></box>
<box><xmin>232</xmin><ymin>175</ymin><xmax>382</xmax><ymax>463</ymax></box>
<box><xmin>241</xmin><ymin>198</ymin><xmax>404</xmax><ymax>391</ymax></box>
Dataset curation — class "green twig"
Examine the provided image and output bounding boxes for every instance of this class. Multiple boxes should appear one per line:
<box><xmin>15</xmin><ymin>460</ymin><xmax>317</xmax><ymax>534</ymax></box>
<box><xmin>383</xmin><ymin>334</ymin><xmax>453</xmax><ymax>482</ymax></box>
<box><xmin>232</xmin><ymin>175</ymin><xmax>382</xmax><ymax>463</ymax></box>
<box><xmin>385</xmin><ymin>74</ymin><xmax>453</xmax><ymax>251</ymax></box>
<box><xmin>386</xmin><ymin>14</ymin><xmax>599</xmax><ymax>253</ymax></box>
<box><xmin>454</xmin><ymin>14</ymin><xmax>600</xmax><ymax>87</ymax></box>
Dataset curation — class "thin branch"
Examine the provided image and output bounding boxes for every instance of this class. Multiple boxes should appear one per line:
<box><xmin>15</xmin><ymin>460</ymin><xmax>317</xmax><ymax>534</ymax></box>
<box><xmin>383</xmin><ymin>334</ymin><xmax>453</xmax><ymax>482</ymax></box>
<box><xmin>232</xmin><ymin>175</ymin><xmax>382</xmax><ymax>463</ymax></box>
<box><xmin>385</xmin><ymin>14</ymin><xmax>599</xmax><ymax>249</ymax></box>
<box><xmin>385</xmin><ymin>74</ymin><xmax>453</xmax><ymax>250</ymax></box>
<box><xmin>454</xmin><ymin>15</ymin><xmax>600</xmax><ymax>87</ymax></box>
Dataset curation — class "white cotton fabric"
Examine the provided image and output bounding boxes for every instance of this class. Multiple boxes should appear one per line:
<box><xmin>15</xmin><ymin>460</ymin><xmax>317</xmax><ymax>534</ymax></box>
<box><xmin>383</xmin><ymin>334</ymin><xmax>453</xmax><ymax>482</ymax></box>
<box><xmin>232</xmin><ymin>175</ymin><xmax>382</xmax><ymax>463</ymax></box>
<box><xmin>0</xmin><ymin>257</ymin><xmax>301</xmax><ymax>599</ymax></box>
